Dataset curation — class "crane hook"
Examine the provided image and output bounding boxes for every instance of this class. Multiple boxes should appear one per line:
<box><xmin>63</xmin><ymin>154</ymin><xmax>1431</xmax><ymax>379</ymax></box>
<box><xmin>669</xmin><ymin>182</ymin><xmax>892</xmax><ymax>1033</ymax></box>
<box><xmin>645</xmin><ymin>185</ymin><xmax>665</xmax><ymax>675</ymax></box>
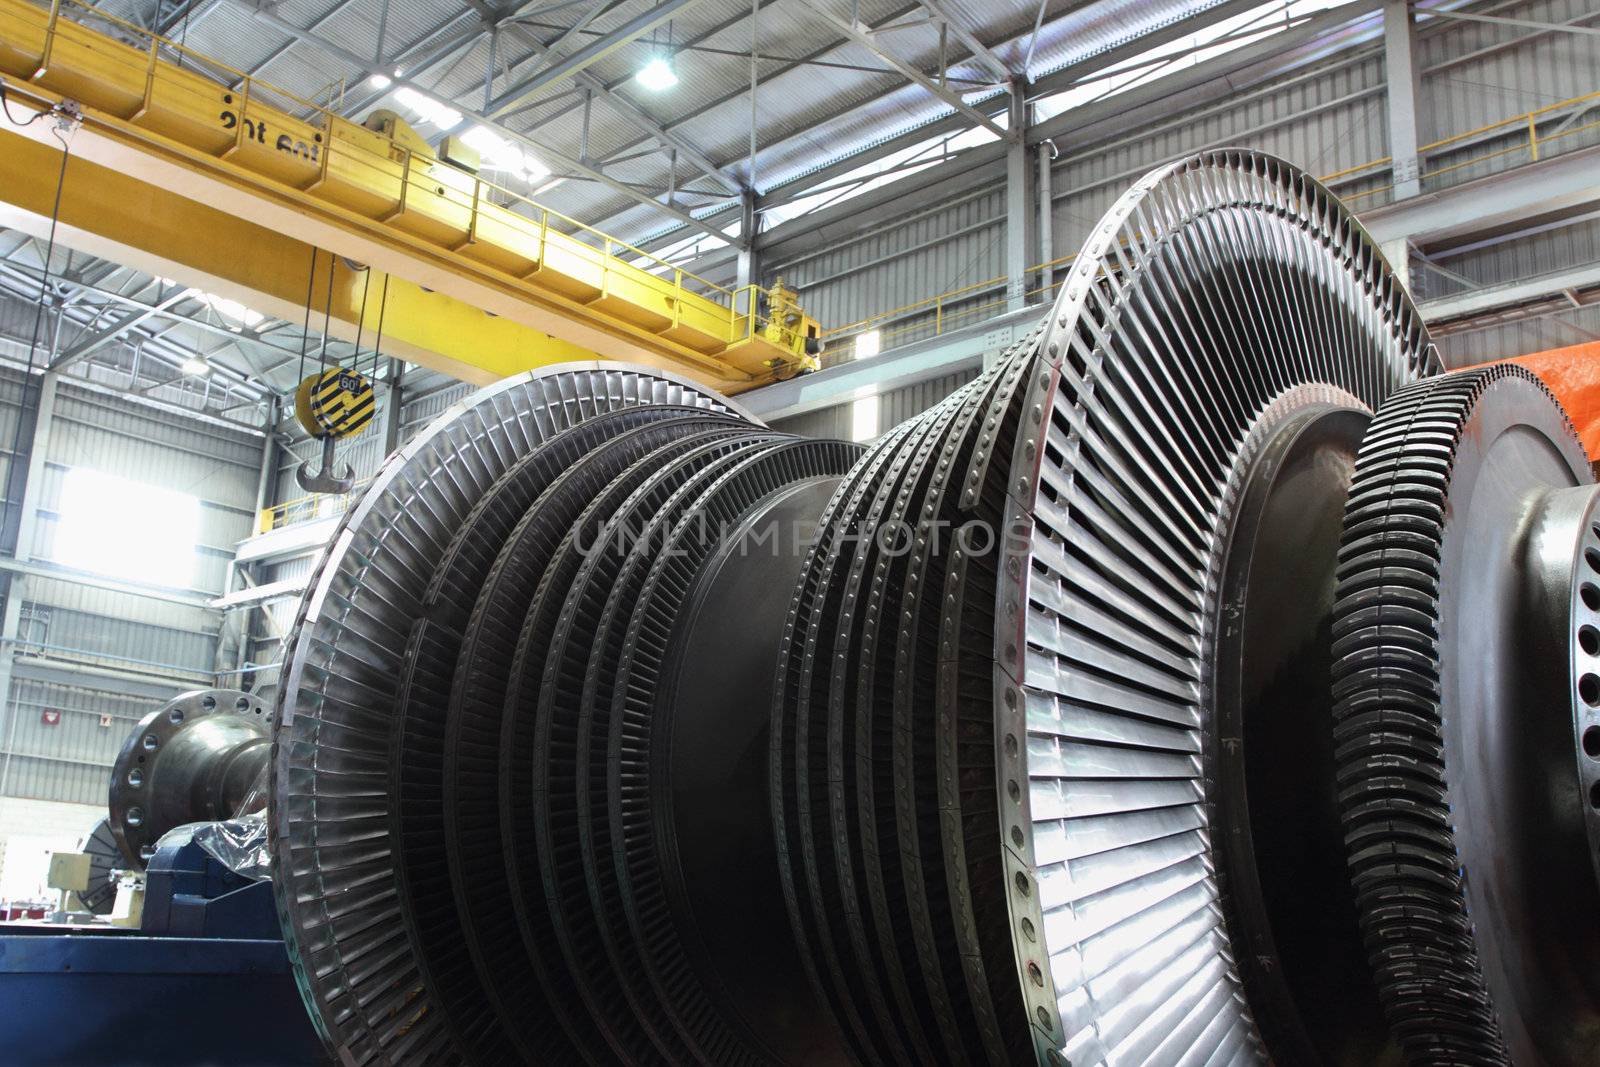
<box><xmin>295</xmin><ymin>435</ymin><xmax>356</xmax><ymax>494</ymax></box>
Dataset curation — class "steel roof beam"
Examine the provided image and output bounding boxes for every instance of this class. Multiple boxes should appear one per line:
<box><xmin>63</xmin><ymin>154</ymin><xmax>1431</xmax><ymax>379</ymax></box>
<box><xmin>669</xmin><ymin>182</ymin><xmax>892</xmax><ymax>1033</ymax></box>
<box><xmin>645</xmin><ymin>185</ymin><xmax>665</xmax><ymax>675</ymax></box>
<box><xmin>581</xmin><ymin>0</ymin><xmax>1273</xmax><ymax>243</ymax></box>
<box><xmin>1419</xmin><ymin>6</ymin><xmax>1600</xmax><ymax>37</ymax></box>
<box><xmin>0</xmin><ymin>257</ymin><xmax>307</xmax><ymax>397</ymax></box>
<box><xmin>791</xmin><ymin>0</ymin><xmax>1011</xmax><ymax>141</ymax></box>
<box><xmin>497</xmin><ymin>20</ymin><xmax>747</xmax><ymax>194</ymax></box>
<box><xmin>219</xmin><ymin>0</ymin><xmax>735</xmax><ymax>241</ymax></box>
<box><xmin>591</xmin><ymin>0</ymin><xmax>1267</xmax><ymax>250</ymax></box>
<box><xmin>617</xmin><ymin>0</ymin><xmax>1384</xmax><ymax>271</ymax></box>
<box><xmin>51</xmin><ymin>286</ymin><xmax>193</xmax><ymax>370</ymax></box>
<box><xmin>483</xmin><ymin>0</ymin><xmax>708</xmax><ymax>116</ymax></box>
<box><xmin>913</xmin><ymin>0</ymin><xmax>1011</xmax><ymax>84</ymax></box>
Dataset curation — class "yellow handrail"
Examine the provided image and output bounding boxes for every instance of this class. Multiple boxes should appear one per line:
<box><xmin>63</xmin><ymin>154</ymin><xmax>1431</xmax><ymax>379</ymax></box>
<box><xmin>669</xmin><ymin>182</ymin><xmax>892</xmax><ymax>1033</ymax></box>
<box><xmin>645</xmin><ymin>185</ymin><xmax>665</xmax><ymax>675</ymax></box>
<box><xmin>39</xmin><ymin>0</ymin><xmax>736</xmax><ymax>302</ymax></box>
<box><xmin>258</xmin><ymin>482</ymin><xmax>369</xmax><ymax>533</ymax></box>
<box><xmin>1</xmin><ymin>0</ymin><xmax>810</xmax><ymax>387</ymax></box>
<box><xmin>823</xmin><ymin>86</ymin><xmax>1600</xmax><ymax>353</ymax></box>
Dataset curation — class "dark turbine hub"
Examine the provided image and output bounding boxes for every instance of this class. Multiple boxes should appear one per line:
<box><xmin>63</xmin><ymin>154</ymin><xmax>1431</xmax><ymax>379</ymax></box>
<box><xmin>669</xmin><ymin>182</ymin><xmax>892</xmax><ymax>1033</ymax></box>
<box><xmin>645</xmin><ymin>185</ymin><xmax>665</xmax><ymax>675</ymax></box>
<box><xmin>269</xmin><ymin>153</ymin><xmax>1600</xmax><ymax>1065</ymax></box>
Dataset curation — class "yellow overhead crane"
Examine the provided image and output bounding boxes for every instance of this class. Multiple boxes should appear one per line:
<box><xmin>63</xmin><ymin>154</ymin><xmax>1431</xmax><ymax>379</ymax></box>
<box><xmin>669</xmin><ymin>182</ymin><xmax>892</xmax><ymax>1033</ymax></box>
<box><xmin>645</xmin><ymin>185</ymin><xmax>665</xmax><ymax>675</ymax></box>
<box><xmin>0</xmin><ymin>0</ymin><xmax>822</xmax><ymax>394</ymax></box>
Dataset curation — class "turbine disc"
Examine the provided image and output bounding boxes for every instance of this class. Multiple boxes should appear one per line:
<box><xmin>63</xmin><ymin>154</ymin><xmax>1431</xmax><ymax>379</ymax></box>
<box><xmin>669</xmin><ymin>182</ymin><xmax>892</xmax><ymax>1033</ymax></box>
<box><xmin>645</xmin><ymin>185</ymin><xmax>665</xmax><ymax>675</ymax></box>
<box><xmin>270</xmin><ymin>365</ymin><xmax>750</xmax><ymax>1065</ymax></box>
<box><xmin>262</xmin><ymin>151</ymin><xmax>1502</xmax><ymax>1067</ymax></box>
<box><xmin>988</xmin><ymin>150</ymin><xmax>1437</xmax><ymax>1066</ymax></box>
<box><xmin>76</xmin><ymin>818</ymin><xmax>121</xmax><ymax>915</ymax></box>
<box><xmin>1333</xmin><ymin>363</ymin><xmax>1600</xmax><ymax>1065</ymax></box>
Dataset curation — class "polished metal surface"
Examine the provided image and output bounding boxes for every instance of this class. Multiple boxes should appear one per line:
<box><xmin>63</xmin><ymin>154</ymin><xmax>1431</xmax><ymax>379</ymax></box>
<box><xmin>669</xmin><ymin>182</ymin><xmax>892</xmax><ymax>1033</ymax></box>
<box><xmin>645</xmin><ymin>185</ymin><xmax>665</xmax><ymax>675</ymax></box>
<box><xmin>108</xmin><ymin>688</ymin><xmax>268</xmax><ymax>869</ymax></box>
<box><xmin>263</xmin><ymin>152</ymin><xmax>1600</xmax><ymax>1067</ymax></box>
<box><xmin>1206</xmin><ymin>391</ymin><xmax>1397</xmax><ymax>1065</ymax></box>
<box><xmin>991</xmin><ymin>150</ymin><xmax>1437</xmax><ymax>1066</ymax></box>
<box><xmin>271</xmin><ymin>364</ymin><xmax>753</xmax><ymax>1064</ymax></box>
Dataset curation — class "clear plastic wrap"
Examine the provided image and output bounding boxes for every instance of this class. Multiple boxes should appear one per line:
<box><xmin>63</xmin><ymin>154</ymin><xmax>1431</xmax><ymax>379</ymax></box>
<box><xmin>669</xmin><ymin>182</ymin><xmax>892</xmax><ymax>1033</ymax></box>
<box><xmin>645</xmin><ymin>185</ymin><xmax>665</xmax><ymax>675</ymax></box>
<box><xmin>189</xmin><ymin>812</ymin><xmax>272</xmax><ymax>882</ymax></box>
<box><xmin>146</xmin><ymin>763</ymin><xmax>272</xmax><ymax>882</ymax></box>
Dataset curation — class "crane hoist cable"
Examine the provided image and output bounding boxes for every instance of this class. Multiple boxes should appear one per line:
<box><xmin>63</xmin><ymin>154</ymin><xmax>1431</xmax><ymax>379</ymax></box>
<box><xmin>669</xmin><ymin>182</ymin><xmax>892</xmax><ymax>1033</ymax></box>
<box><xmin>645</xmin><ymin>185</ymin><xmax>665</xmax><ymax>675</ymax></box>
<box><xmin>292</xmin><ymin>249</ymin><xmax>373</xmax><ymax>493</ymax></box>
<box><xmin>0</xmin><ymin>83</ymin><xmax>77</xmax><ymax>568</ymax></box>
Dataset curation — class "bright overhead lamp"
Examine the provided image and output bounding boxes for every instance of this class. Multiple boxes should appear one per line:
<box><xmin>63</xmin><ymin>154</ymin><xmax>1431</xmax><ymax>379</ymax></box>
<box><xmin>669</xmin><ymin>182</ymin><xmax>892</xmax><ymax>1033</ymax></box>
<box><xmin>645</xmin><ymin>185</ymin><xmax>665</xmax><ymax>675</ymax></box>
<box><xmin>635</xmin><ymin>56</ymin><xmax>678</xmax><ymax>92</ymax></box>
<box><xmin>368</xmin><ymin>73</ymin><xmax>392</xmax><ymax>90</ymax></box>
<box><xmin>180</xmin><ymin>356</ymin><xmax>210</xmax><ymax>376</ymax></box>
<box><xmin>394</xmin><ymin>86</ymin><xmax>463</xmax><ymax>131</ymax></box>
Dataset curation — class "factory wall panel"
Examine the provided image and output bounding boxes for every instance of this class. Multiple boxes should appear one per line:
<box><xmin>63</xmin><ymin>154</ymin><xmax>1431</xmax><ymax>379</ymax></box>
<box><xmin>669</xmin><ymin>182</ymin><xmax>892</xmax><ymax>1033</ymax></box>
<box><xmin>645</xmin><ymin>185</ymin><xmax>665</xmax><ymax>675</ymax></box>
<box><xmin>769</xmin><ymin>188</ymin><xmax>1007</xmax><ymax>342</ymax></box>
<box><xmin>0</xmin><ymin>678</ymin><xmax>161</xmax><ymax>806</ymax></box>
<box><xmin>770</xmin><ymin>405</ymin><xmax>851</xmax><ymax>441</ymax></box>
<box><xmin>1436</xmin><ymin>305</ymin><xmax>1600</xmax><ymax>369</ymax></box>
<box><xmin>744</xmin><ymin>0</ymin><xmax>1598</xmax><ymax>377</ymax></box>
<box><xmin>0</xmin><ymin>795</ymin><xmax>102</xmax><ymax>841</ymax></box>
<box><xmin>20</xmin><ymin>605</ymin><xmax>216</xmax><ymax>679</ymax></box>
<box><xmin>1050</xmin><ymin>53</ymin><xmax>1389</xmax><ymax>264</ymax></box>
<box><xmin>15</xmin><ymin>577</ymin><xmax>217</xmax><ymax>652</ymax></box>
<box><xmin>1419</xmin><ymin>0</ymin><xmax>1600</xmax><ymax>148</ymax></box>
<box><xmin>880</xmin><ymin>370</ymin><xmax>982</xmax><ymax>427</ymax></box>
<box><xmin>770</xmin><ymin>369</ymin><xmax>980</xmax><ymax>439</ymax></box>
<box><xmin>398</xmin><ymin>378</ymin><xmax>474</xmax><ymax>438</ymax></box>
<box><xmin>0</xmin><ymin>372</ymin><xmax>260</xmax><ymax>809</ymax></box>
<box><xmin>1417</xmin><ymin>216</ymin><xmax>1600</xmax><ymax>302</ymax></box>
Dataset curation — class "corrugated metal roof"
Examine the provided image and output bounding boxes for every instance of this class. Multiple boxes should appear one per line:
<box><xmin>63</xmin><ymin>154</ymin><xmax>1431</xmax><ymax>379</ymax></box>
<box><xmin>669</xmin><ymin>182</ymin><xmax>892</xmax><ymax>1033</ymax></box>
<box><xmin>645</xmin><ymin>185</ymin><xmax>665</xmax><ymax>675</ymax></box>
<box><xmin>60</xmin><ymin>0</ymin><xmax>1230</xmax><ymax>244</ymax></box>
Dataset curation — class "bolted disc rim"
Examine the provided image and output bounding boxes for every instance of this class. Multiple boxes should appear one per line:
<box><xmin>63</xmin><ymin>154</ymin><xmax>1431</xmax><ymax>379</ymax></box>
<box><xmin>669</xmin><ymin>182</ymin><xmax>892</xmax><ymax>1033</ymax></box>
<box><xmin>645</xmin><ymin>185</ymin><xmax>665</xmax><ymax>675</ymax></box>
<box><xmin>269</xmin><ymin>362</ymin><xmax>753</xmax><ymax>1064</ymax></box>
<box><xmin>991</xmin><ymin>149</ymin><xmax>1440</xmax><ymax>1066</ymax></box>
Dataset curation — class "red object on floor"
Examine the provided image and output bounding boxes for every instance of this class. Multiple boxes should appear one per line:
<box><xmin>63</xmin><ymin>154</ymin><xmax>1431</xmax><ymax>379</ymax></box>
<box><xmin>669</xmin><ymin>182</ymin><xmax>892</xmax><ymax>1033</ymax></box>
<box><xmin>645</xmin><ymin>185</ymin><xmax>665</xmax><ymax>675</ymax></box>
<box><xmin>1479</xmin><ymin>341</ymin><xmax>1600</xmax><ymax>461</ymax></box>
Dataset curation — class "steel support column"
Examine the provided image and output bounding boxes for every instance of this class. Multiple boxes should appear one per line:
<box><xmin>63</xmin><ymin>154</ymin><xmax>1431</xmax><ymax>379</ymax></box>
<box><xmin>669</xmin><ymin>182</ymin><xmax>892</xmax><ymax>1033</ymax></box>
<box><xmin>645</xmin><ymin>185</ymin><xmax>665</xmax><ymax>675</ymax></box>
<box><xmin>1038</xmin><ymin>139</ymin><xmax>1055</xmax><ymax>299</ymax></box>
<box><xmin>1005</xmin><ymin>86</ymin><xmax>1032</xmax><ymax>312</ymax></box>
<box><xmin>1384</xmin><ymin>0</ymin><xmax>1423</xmax><ymax>200</ymax></box>
<box><xmin>736</xmin><ymin>192</ymin><xmax>758</xmax><ymax>290</ymax></box>
<box><xmin>0</xmin><ymin>369</ymin><xmax>58</xmax><ymax>800</ymax></box>
<box><xmin>382</xmin><ymin>357</ymin><xmax>405</xmax><ymax>454</ymax></box>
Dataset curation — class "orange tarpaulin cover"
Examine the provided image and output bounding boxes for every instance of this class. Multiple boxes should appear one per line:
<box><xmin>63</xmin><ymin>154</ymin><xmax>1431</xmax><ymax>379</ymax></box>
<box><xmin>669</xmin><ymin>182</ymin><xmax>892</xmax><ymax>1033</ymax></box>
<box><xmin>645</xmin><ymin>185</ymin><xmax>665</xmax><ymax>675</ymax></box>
<box><xmin>1477</xmin><ymin>342</ymin><xmax>1600</xmax><ymax>461</ymax></box>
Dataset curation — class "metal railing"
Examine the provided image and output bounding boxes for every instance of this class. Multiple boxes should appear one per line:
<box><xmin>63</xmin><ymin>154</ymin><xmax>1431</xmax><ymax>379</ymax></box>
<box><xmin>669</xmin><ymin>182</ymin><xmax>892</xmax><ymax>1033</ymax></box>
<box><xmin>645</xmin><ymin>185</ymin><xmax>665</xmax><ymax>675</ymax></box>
<box><xmin>820</xmin><ymin>87</ymin><xmax>1600</xmax><ymax>360</ymax></box>
<box><xmin>22</xmin><ymin>0</ymin><xmax>776</xmax><ymax>350</ymax></box>
<box><xmin>258</xmin><ymin>483</ymin><xmax>367</xmax><ymax>533</ymax></box>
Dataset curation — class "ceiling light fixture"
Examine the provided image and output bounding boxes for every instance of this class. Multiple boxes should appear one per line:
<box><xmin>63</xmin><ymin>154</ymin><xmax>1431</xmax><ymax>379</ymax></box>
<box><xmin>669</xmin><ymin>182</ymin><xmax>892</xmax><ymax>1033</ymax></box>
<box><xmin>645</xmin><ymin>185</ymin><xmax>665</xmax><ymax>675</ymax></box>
<box><xmin>180</xmin><ymin>356</ymin><xmax>210</xmax><ymax>377</ymax></box>
<box><xmin>460</xmin><ymin>126</ymin><xmax>550</xmax><ymax>182</ymax></box>
<box><xmin>368</xmin><ymin>73</ymin><xmax>392</xmax><ymax>90</ymax></box>
<box><xmin>636</xmin><ymin>56</ymin><xmax>678</xmax><ymax>92</ymax></box>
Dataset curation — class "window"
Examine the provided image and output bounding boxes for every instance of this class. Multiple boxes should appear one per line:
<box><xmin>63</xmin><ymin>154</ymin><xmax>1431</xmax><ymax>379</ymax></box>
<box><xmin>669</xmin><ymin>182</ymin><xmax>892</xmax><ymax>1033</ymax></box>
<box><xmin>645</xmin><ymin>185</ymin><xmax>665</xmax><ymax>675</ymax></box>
<box><xmin>850</xmin><ymin>396</ymin><xmax>880</xmax><ymax>443</ymax></box>
<box><xmin>54</xmin><ymin>468</ymin><xmax>201</xmax><ymax>589</ymax></box>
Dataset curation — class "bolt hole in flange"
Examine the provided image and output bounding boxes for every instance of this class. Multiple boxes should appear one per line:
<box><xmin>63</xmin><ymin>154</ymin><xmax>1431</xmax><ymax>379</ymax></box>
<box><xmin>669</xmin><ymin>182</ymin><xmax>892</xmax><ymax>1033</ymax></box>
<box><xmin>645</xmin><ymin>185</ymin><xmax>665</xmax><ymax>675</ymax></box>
<box><xmin>1371</xmin><ymin>373</ymin><xmax>1600</xmax><ymax>1066</ymax></box>
<box><xmin>1585</xmin><ymin>726</ymin><xmax>1600</xmax><ymax>759</ymax></box>
<box><xmin>108</xmin><ymin>688</ymin><xmax>269</xmax><ymax>871</ymax></box>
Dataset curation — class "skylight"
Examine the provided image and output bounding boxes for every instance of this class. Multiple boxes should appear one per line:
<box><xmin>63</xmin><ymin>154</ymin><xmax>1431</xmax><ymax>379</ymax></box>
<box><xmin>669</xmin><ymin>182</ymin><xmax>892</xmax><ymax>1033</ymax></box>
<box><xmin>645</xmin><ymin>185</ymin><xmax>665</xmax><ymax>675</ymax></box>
<box><xmin>190</xmin><ymin>290</ymin><xmax>263</xmax><ymax>331</ymax></box>
<box><xmin>460</xmin><ymin>126</ymin><xmax>550</xmax><ymax>183</ymax></box>
<box><xmin>759</xmin><ymin>0</ymin><xmax>1360</xmax><ymax>231</ymax></box>
<box><xmin>1033</xmin><ymin>0</ymin><xmax>1358</xmax><ymax>124</ymax></box>
<box><xmin>393</xmin><ymin>86</ymin><xmax>463</xmax><ymax>132</ymax></box>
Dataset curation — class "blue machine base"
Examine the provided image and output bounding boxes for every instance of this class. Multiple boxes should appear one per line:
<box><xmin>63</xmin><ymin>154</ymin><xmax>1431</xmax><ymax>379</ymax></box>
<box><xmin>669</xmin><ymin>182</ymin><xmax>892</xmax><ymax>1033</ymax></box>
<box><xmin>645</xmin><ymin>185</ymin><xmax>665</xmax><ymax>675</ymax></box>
<box><xmin>0</xmin><ymin>931</ymin><xmax>325</xmax><ymax>1065</ymax></box>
